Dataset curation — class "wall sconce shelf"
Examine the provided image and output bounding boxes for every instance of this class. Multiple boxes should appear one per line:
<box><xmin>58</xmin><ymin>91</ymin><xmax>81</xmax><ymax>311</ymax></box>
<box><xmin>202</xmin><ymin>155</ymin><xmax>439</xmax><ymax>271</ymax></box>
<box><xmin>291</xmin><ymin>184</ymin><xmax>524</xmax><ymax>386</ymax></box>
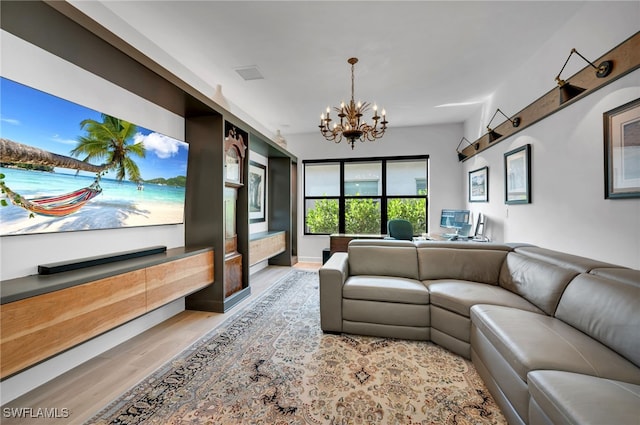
<box><xmin>460</xmin><ymin>31</ymin><xmax>640</xmax><ymax>162</ymax></box>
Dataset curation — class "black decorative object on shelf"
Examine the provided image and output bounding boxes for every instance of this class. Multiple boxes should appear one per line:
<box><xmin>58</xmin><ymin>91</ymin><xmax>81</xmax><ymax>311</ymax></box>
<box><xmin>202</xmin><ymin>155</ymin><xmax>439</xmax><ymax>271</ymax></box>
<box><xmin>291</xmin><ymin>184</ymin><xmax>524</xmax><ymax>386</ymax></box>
<box><xmin>555</xmin><ymin>48</ymin><xmax>613</xmax><ymax>105</ymax></box>
<box><xmin>486</xmin><ymin>108</ymin><xmax>521</xmax><ymax>143</ymax></box>
<box><xmin>456</xmin><ymin>137</ymin><xmax>478</xmax><ymax>161</ymax></box>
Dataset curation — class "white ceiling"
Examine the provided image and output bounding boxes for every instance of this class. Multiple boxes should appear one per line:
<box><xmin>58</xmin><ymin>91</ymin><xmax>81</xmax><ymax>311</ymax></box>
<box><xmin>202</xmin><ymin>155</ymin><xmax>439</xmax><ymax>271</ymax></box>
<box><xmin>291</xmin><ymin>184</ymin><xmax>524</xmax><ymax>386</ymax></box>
<box><xmin>69</xmin><ymin>1</ymin><xmax>588</xmax><ymax>138</ymax></box>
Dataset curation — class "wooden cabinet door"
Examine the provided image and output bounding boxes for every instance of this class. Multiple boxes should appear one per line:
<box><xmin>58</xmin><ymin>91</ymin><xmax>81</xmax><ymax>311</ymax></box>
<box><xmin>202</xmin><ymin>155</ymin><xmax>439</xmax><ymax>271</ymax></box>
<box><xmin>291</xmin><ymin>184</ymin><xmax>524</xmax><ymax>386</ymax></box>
<box><xmin>1</xmin><ymin>270</ymin><xmax>146</xmax><ymax>378</ymax></box>
<box><xmin>145</xmin><ymin>251</ymin><xmax>214</xmax><ymax>312</ymax></box>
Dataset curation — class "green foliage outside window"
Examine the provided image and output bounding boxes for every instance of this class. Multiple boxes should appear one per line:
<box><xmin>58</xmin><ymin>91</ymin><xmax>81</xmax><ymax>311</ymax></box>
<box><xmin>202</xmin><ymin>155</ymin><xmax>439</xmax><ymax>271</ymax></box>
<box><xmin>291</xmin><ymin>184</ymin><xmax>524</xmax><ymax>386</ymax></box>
<box><xmin>388</xmin><ymin>198</ymin><xmax>427</xmax><ymax>234</ymax></box>
<box><xmin>306</xmin><ymin>198</ymin><xmax>339</xmax><ymax>234</ymax></box>
<box><xmin>345</xmin><ymin>198</ymin><xmax>380</xmax><ymax>234</ymax></box>
<box><xmin>306</xmin><ymin>196</ymin><xmax>427</xmax><ymax>235</ymax></box>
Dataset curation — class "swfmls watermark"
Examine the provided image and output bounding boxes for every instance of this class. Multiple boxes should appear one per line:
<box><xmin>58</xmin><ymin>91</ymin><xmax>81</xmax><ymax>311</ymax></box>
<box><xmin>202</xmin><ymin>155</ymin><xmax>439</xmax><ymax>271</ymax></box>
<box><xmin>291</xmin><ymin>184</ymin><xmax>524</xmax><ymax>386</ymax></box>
<box><xmin>2</xmin><ymin>407</ymin><xmax>70</xmax><ymax>419</ymax></box>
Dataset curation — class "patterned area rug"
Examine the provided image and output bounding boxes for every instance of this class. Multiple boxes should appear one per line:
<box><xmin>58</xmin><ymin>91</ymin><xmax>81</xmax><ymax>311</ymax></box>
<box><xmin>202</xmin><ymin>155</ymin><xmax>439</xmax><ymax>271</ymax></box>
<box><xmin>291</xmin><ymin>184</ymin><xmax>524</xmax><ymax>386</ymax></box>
<box><xmin>90</xmin><ymin>270</ymin><xmax>506</xmax><ymax>424</ymax></box>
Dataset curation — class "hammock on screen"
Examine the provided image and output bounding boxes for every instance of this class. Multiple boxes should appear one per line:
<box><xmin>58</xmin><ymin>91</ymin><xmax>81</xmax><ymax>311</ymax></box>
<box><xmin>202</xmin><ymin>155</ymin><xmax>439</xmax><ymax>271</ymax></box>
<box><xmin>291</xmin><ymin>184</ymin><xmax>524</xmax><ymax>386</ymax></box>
<box><xmin>2</xmin><ymin>180</ymin><xmax>102</xmax><ymax>217</ymax></box>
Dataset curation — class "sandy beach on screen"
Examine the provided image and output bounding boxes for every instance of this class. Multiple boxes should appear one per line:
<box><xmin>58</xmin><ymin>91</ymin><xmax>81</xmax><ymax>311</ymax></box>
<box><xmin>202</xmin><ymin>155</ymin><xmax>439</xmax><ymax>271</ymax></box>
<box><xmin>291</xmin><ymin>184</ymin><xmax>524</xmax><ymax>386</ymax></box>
<box><xmin>0</xmin><ymin>196</ymin><xmax>184</xmax><ymax>235</ymax></box>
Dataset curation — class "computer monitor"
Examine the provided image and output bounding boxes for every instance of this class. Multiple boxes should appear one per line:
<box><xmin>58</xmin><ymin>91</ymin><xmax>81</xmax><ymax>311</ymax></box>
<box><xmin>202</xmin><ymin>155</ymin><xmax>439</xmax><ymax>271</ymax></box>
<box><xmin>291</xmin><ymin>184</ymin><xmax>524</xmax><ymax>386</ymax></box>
<box><xmin>440</xmin><ymin>209</ymin><xmax>471</xmax><ymax>231</ymax></box>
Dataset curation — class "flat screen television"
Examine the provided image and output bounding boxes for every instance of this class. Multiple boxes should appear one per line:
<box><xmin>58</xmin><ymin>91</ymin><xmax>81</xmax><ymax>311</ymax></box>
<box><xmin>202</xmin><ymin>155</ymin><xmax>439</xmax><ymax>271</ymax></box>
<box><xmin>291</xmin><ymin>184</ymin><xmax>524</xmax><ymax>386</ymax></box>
<box><xmin>0</xmin><ymin>77</ymin><xmax>189</xmax><ymax>236</ymax></box>
<box><xmin>439</xmin><ymin>209</ymin><xmax>470</xmax><ymax>230</ymax></box>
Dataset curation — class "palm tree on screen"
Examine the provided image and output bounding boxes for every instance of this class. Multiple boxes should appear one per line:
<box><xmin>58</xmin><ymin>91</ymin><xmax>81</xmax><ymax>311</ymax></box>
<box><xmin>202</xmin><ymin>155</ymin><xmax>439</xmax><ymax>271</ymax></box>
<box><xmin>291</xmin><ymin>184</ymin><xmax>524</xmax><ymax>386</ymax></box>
<box><xmin>71</xmin><ymin>113</ymin><xmax>145</xmax><ymax>182</ymax></box>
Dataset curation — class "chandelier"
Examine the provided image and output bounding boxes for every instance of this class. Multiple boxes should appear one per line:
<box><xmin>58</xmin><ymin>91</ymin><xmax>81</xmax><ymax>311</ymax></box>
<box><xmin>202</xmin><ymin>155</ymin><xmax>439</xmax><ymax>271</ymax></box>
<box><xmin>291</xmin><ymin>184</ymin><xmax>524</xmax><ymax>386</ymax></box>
<box><xmin>319</xmin><ymin>57</ymin><xmax>388</xmax><ymax>149</ymax></box>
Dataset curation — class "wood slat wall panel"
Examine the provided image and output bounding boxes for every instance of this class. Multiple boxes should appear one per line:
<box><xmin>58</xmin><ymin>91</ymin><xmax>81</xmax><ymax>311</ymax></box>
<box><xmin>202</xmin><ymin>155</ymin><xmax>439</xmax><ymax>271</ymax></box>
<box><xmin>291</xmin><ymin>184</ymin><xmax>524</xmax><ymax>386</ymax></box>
<box><xmin>145</xmin><ymin>251</ymin><xmax>214</xmax><ymax>312</ymax></box>
<box><xmin>0</xmin><ymin>270</ymin><xmax>147</xmax><ymax>378</ymax></box>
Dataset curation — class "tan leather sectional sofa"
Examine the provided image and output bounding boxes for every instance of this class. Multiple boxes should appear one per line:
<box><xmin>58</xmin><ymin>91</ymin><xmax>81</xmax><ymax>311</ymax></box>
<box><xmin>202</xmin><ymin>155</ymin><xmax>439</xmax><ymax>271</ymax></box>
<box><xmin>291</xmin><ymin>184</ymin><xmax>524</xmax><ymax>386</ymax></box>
<box><xmin>319</xmin><ymin>239</ymin><xmax>640</xmax><ymax>425</ymax></box>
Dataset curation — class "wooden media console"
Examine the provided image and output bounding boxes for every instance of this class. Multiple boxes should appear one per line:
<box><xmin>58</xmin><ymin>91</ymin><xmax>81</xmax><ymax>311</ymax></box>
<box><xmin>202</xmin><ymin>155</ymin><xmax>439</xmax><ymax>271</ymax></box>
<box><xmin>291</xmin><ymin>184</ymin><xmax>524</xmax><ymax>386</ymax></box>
<box><xmin>0</xmin><ymin>246</ymin><xmax>213</xmax><ymax>379</ymax></box>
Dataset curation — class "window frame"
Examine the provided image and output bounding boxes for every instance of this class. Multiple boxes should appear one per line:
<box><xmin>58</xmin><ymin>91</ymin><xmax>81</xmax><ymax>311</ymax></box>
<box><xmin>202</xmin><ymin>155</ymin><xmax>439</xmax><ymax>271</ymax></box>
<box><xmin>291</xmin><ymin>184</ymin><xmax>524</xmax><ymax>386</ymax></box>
<box><xmin>303</xmin><ymin>155</ymin><xmax>429</xmax><ymax>235</ymax></box>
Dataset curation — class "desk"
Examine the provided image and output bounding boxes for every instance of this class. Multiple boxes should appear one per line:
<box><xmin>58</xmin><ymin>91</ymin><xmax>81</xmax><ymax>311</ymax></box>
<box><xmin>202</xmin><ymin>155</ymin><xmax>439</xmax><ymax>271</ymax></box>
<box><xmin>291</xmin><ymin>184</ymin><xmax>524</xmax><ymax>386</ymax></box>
<box><xmin>421</xmin><ymin>234</ymin><xmax>489</xmax><ymax>242</ymax></box>
<box><xmin>329</xmin><ymin>233</ymin><xmax>385</xmax><ymax>254</ymax></box>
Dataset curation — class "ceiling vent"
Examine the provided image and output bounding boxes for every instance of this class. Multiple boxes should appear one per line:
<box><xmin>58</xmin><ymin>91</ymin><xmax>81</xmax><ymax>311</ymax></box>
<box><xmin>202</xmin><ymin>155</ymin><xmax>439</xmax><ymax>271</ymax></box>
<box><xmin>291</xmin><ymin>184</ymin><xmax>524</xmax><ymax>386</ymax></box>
<box><xmin>235</xmin><ymin>66</ymin><xmax>264</xmax><ymax>81</ymax></box>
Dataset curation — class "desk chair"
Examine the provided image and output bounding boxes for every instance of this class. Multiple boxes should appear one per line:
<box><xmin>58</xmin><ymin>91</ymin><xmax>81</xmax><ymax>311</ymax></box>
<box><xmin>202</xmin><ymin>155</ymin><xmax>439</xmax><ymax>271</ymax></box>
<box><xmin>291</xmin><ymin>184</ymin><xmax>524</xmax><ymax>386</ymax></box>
<box><xmin>386</xmin><ymin>219</ymin><xmax>414</xmax><ymax>241</ymax></box>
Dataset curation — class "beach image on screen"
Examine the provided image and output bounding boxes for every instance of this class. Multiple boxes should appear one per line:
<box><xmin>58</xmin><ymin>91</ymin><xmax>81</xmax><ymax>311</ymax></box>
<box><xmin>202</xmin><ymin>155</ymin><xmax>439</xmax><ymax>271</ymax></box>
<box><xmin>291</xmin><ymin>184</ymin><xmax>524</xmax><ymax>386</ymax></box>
<box><xmin>0</xmin><ymin>77</ymin><xmax>188</xmax><ymax>236</ymax></box>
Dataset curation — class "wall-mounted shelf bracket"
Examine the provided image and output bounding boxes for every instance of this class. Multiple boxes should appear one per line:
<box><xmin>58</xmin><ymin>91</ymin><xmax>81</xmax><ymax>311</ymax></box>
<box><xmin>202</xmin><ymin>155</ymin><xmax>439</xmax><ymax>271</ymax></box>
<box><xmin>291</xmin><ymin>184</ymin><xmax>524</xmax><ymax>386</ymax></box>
<box><xmin>461</xmin><ymin>31</ymin><xmax>640</xmax><ymax>162</ymax></box>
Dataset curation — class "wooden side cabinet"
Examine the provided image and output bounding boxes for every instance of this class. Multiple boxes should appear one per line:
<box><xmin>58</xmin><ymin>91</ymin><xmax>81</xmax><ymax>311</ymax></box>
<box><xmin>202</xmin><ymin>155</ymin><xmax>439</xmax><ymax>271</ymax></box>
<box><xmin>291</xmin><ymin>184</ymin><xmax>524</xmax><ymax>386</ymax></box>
<box><xmin>249</xmin><ymin>231</ymin><xmax>286</xmax><ymax>266</ymax></box>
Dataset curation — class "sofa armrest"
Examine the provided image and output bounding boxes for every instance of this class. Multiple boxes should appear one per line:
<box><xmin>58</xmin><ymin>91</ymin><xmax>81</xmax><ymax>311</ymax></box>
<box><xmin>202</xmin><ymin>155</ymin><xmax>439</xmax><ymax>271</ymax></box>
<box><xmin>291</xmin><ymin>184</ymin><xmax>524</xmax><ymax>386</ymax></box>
<box><xmin>319</xmin><ymin>252</ymin><xmax>349</xmax><ymax>333</ymax></box>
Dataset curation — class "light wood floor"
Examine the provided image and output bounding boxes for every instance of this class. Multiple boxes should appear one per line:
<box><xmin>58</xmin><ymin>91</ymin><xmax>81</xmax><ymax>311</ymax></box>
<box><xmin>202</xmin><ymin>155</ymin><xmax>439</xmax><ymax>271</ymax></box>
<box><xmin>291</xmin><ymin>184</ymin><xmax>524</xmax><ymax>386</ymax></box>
<box><xmin>1</xmin><ymin>263</ymin><xmax>320</xmax><ymax>425</ymax></box>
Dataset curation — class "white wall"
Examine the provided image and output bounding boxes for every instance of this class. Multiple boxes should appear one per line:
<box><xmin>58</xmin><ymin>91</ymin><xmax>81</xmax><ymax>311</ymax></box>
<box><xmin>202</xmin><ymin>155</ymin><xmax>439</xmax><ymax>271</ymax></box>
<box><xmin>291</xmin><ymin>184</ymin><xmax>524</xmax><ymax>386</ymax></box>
<box><xmin>286</xmin><ymin>123</ymin><xmax>464</xmax><ymax>263</ymax></box>
<box><xmin>460</xmin><ymin>2</ymin><xmax>640</xmax><ymax>268</ymax></box>
<box><xmin>0</xmin><ymin>31</ymin><xmax>188</xmax><ymax>402</ymax></box>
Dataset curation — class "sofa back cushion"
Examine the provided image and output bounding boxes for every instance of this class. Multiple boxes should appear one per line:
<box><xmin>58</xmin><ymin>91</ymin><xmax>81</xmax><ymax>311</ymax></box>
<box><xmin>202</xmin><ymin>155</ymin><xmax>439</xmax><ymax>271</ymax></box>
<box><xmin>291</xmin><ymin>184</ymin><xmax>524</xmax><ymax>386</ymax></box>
<box><xmin>589</xmin><ymin>267</ymin><xmax>639</xmax><ymax>286</ymax></box>
<box><xmin>555</xmin><ymin>273</ymin><xmax>640</xmax><ymax>367</ymax></box>
<box><xmin>417</xmin><ymin>246</ymin><xmax>508</xmax><ymax>284</ymax></box>
<box><xmin>514</xmin><ymin>246</ymin><xmax>620</xmax><ymax>273</ymax></box>
<box><xmin>348</xmin><ymin>239</ymin><xmax>418</xmax><ymax>280</ymax></box>
<box><xmin>499</xmin><ymin>252</ymin><xmax>577</xmax><ymax>315</ymax></box>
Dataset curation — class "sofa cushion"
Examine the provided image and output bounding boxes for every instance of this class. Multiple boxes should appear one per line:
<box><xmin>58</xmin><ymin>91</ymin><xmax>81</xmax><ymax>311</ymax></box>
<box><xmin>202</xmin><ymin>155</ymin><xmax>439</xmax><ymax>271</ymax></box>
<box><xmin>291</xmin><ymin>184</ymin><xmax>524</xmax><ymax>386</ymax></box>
<box><xmin>425</xmin><ymin>279</ymin><xmax>542</xmax><ymax>317</ymax></box>
<box><xmin>342</xmin><ymin>321</ymin><xmax>430</xmax><ymax>341</ymax></box>
<box><xmin>528</xmin><ymin>370</ymin><xmax>640</xmax><ymax>425</ymax></box>
<box><xmin>555</xmin><ymin>273</ymin><xmax>640</xmax><ymax>367</ymax></box>
<box><xmin>343</xmin><ymin>299</ymin><xmax>429</xmax><ymax>327</ymax></box>
<box><xmin>514</xmin><ymin>246</ymin><xmax>620</xmax><ymax>273</ymax></box>
<box><xmin>499</xmin><ymin>252</ymin><xmax>576</xmax><ymax>315</ymax></box>
<box><xmin>417</xmin><ymin>246</ymin><xmax>508</xmax><ymax>284</ymax></box>
<box><xmin>589</xmin><ymin>267</ymin><xmax>639</xmax><ymax>286</ymax></box>
<box><xmin>343</xmin><ymin>275</ymin><xmax>429</xmax><ymax>305</ymax></box>
<box><xmin>348</xmin><ymin>240</ymin><xmax>418</xmax><ymax>280</ymax></box>
<box><xmin>470</xmin><ymin>304</ymin><xmax>640</xmax><ymax>384</ymax></box>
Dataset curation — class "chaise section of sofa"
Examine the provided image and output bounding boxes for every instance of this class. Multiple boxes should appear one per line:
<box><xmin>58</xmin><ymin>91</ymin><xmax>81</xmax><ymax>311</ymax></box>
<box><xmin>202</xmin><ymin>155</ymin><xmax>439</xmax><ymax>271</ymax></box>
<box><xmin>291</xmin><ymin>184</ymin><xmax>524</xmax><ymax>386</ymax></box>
<box><xmin>470</xmin><ymin>248</ymin><xmax>640</xmax><ymax>425</ymax></box>
<box><xmin>527</xmin><ymin>370</ymin><xmax>640</xmax><ymax>425</ymax></box>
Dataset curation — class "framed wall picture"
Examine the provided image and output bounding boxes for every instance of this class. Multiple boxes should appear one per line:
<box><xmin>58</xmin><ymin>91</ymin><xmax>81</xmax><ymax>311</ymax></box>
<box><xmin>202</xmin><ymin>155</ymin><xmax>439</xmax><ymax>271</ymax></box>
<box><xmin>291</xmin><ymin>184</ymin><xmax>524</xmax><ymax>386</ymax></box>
<box><xmin>604</xmin><ymin>97</ymin><xmax>640</xmax><ymax>199</ymax></box>
<box><xmin>504</xmin><ymin>144</ymin><xmax>531</xmax><ymax>204</ymax></box>
<box><xmin>469</xmin><ymin>166</ymin><xmax>489</xmax><ymax>202</ymax></box>
<box><xmin>249</xmin><ymin>161</ymin><xmax>266</xmax><ymax>223</ymax></box>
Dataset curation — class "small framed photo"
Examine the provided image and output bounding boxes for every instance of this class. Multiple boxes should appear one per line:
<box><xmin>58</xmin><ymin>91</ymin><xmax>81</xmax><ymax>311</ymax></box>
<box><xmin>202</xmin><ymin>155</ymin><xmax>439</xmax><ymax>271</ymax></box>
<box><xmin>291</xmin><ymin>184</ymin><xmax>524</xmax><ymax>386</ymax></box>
<box><xmin>604</xmin><ymin>97</ymin><xmax>640</xmax><ymax>199</ymax></box>
<box><xmin>469</xmin><ymin>166</ymin><xmax>489</xmax><ymax>202</ymax></box>
<box><xmin>248</xmin><ymin>161</ymin><xmax>266</xmax><ymax>223</ymax></box>
<box><xmin>504</xmin><ymin>144</ymin><xmax>531</xmax><ymax>204</ymax></box>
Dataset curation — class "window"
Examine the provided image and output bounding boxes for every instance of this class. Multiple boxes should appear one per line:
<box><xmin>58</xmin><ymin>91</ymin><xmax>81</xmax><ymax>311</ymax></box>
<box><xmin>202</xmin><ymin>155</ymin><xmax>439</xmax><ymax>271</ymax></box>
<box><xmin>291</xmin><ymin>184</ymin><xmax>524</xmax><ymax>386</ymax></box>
<box><xmin>304</xmin><ymin>156</ymin><xmax>428</xmax><ymax>235</ymax></box>
<box><xmin>415</xmin><ymin>178</ymin><xmax>427</xmax><ymax>194</ymax></box>
<box><xmin>304</xmin><ymin>162</ymin><xmax>340</xmax><ymax>234</ymax></box>
<box><xmin>344</xmin><ymin>180</ymin><xmax>378</xmax><ymax>196</ymax></box>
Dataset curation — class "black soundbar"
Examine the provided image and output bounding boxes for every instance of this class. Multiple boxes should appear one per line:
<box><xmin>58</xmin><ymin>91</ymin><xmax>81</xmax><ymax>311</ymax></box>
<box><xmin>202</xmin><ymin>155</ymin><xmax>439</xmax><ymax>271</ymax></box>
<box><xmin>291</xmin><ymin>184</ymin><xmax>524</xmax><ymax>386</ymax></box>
<box><xmin>38</xmin><ymin>246</ymin><xmax>167</xmax><ymax>275</ymax></box>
